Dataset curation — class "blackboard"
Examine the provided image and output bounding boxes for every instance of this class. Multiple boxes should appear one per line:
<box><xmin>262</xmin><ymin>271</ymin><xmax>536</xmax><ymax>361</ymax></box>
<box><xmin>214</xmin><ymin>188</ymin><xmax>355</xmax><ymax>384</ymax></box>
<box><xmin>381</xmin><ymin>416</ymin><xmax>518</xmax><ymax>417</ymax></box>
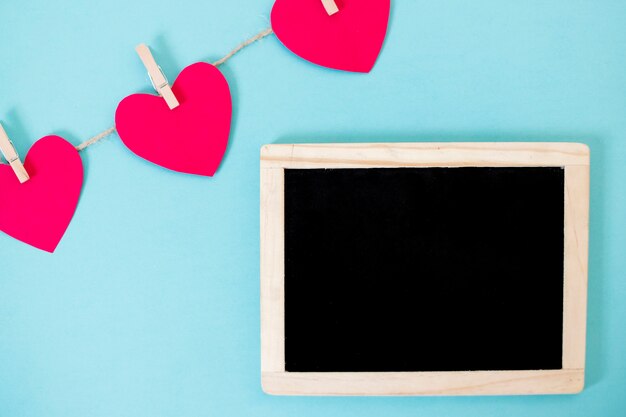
<box><xmin>284</xmin><ymin>167</ymin><xmax>564</xmax><ymax>372</ymax></box>
<box><xmin>260</xmin><ymin>143</ymin><xmax>589</xmax><ymax>395</ymax></box>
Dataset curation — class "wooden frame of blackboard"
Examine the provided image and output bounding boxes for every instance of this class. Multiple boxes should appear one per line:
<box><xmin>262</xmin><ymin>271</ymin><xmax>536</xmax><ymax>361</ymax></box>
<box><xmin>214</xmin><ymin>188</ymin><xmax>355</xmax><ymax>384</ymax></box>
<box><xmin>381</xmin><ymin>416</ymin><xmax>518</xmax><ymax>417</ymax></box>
<box><xmin>260</xmin><ymin>143</ymin><xmax>589</xmax><ymax>396</ymax></box>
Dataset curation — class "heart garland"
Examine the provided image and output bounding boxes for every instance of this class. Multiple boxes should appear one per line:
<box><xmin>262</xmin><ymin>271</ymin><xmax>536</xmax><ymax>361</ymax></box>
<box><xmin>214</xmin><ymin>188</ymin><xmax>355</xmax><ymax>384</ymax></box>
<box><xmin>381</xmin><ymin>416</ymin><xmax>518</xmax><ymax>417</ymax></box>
<box><xmin>0</xmin><ymin>136</ymin><xmax>83</xmax><ymax>253</ymax></box>
<box><xmin>1</xmin><ymin>0</ymin><xmax>390</xmax><ymax>252</ymax></box>
<box><xmin>271</xmin><ymin>0</ymin><xmax>390</xmax><ymax>72</ymax></box>
<box><xmin>115</xmin><ymin>62</ymin><xmax>232</xmax><ymax>176</ymax></box>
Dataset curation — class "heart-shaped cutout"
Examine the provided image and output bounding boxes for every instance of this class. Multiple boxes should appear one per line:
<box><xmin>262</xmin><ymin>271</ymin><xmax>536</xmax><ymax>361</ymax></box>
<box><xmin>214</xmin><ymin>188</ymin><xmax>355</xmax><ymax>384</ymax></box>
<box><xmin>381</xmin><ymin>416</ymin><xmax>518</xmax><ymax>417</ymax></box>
<box><xmin>271</xmin><ymin>0</ymin><xmax>390</xmax><ymax>72</ymax></box>
<box><xmin>0</xmin><ymin>135</ymin><xmax>83</xmax><ymax>252</ymax></box>
<box><xmin>115</xmin><ymin>62</ymin><xmax>232</xmax><ymax>176</ymax></box>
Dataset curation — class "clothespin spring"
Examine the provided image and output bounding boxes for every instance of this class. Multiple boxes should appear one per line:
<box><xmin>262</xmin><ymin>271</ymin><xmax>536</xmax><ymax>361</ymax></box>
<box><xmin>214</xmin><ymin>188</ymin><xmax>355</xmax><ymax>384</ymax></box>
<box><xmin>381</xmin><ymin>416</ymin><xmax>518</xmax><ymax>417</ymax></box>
<box><xmin>0</xmin><ymin>123</ymin><xmax>30</xmax><ymax>183</ymax></box>
<box><xmin>135</xmin><ymin>44</ymin><xmax>180</xmax><ymax>110</ymax></box>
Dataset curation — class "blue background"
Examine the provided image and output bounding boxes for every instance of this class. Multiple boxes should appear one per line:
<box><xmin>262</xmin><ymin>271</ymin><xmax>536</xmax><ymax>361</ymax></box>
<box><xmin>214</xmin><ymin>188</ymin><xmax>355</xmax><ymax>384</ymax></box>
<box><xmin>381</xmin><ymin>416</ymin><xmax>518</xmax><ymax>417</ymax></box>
<box><xmin>1</xmin><ymin>0</ymin><xmax>625</xmax><ymax>415</ymax></box>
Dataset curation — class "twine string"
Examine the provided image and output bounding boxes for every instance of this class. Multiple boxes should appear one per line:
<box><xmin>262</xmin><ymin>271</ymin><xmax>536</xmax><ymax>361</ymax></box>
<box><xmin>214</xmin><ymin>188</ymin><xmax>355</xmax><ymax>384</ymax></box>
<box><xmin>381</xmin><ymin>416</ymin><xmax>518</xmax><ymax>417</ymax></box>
<box><xmin>74</xmin><ymin>27</ymin><xmax>274</xmax><ymax>152</ymax></box>
<box><xmin>213</xmin><ymin>27</ymin><xmax>273</xmax><ymax>67</ymax></box>
<box><xmin>75</xmin><ymin>126</ymin><xmax>116</xmax><ymax>152</ymax></box>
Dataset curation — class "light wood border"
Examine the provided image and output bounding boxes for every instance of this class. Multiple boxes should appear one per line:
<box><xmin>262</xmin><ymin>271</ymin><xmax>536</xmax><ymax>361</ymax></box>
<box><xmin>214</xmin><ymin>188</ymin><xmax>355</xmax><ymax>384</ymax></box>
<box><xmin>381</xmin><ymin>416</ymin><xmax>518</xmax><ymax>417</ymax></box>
<box><xmin>260</xmin><ymin>143</ymin><xmax>589</xmax><ymax>396</ymax></box>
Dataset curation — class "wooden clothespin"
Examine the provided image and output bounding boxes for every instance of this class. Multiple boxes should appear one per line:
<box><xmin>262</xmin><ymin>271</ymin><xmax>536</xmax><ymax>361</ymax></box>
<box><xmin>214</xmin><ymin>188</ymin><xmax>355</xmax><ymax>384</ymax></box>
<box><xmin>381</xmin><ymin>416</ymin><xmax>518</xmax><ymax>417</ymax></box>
<box><xmin>321</xmin><ymin>0</ymin><xmax>339</xmax><ymax>15</ymax></box>
<box><xmin>135</xmin><ymin>44</ymin><xmax>180</xmax><ymax>110</ymax></box>
<box><xmin>0</xmin><ymin>123</ymin><xmax>29</xmax><ymax>183</ymax></box>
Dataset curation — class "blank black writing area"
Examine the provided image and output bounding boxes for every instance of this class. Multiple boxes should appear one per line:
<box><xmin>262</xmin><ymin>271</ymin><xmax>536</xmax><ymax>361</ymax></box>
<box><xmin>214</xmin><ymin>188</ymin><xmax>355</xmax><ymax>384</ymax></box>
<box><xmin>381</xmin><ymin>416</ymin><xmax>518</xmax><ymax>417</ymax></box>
<box><xmin>284</xmin><ymin>167</ymin><xmax>564</xmax><ymax>372</ymax></box>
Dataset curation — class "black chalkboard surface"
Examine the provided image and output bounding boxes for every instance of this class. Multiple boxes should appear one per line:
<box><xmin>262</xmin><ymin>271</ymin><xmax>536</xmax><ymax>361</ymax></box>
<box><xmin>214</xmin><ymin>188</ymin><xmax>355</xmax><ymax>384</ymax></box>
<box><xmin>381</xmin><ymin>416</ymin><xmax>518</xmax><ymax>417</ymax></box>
<box><xmin>284</xmin><ymin>167</ymin><xmax>565</xmax><ymax>372</ymax></box>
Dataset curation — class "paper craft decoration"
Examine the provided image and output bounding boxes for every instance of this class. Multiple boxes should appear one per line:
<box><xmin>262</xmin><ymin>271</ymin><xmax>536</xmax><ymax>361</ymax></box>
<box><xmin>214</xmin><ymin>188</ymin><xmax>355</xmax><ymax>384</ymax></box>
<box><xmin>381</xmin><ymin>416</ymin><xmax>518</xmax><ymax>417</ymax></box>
<box><xmin>271</xmin><ymin>0</ymin><xmax>390</xmax><ymax>72</ymax></box>
<box><xmin>2</xmin><ymin>6</ymin><xmax>388</xmax><ymax>252</ymax></box>
<box><xmin>115</xmin><ymin>62</ymin><xmax>232</xmax><ymax>176</ymax></box>
<box><xmin>0</xmin><ymin>135</ymin><xmax>83</xmax><ymax>253</ymax></box>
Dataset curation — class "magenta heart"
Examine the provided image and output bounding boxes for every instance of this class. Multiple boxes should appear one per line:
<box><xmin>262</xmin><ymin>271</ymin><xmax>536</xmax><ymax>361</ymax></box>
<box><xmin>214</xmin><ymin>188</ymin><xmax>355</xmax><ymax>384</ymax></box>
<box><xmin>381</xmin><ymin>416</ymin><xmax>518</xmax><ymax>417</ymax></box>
<box><xmin>0</xmin><ymin>135</ymin><xmax>83</xmax><ymax>252</ymax></box>
<box><xmin>271</xmin><ymin>0</ymin><xmax>390</xmax><ymax>72</ymax></box>
<box><xmin>115</xmin><ymin>62</ymin><xmax>232</xmax><ymax>176</ymax></box>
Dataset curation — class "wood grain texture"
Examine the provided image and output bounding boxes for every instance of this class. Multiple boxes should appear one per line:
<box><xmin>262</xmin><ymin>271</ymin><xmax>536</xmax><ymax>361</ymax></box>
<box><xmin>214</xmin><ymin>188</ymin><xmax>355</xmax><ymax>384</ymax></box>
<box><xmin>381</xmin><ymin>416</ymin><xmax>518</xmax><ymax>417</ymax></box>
<box><xmin>260</xmin><ymin>142</ymin><xmax>590</xmax><ymax>396</ymax></box>
<box><xmin>262</xmin><ymin>369</ymin><xmax>584</xmax><ymax>396</ymax></box>
<box><xmin>260</xmin><ymin>168</ymin><xmax>285</xmax><ymax>373</ymax></box>
<box><xmin>562</xmin><ymin>165</ymin><xmax>590</xmax><ymax>369</ymax></box>
<box><xmin>260</xmin><ymin>142</ymin><xmax>590</xmax><ymax>169</ymax></box>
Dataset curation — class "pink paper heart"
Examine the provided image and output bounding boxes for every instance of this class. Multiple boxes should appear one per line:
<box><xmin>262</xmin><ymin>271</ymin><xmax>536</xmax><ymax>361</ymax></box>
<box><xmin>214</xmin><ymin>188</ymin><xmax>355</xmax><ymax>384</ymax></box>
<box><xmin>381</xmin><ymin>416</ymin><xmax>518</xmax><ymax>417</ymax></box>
<box><xmin>0</xmin><ymin>135</ymin><xmax>83</xmax><ymax>253</ymax></box>
<box><xmin>271</xmin><ymin>0</ymin><xmax>390</xmax><ymax>73</ymax></box>
<box><xmin>115</xmin><ymin>62</ymin><xmax>232</xmax><ymax>176</ymax></box>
